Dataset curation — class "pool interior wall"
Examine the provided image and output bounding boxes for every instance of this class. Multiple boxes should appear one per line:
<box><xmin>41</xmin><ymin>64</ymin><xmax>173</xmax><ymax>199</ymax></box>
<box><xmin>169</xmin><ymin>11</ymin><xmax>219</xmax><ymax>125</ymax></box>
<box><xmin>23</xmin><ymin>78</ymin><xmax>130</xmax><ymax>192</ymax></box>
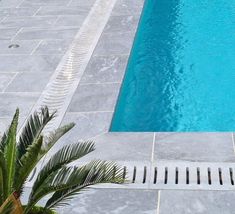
<box><xmin>110</xmin><ymin>0</ymin><xmax>235</xmax><ymax>132</ymax></box>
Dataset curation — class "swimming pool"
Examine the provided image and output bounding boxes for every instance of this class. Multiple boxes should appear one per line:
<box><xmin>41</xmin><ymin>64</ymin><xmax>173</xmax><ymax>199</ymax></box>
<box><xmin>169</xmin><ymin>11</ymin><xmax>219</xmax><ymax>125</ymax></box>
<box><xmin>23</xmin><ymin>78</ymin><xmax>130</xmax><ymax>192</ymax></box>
<box><xmin>110</xmin><ymin>0</ymin><xmax>235</xmax><ymax>132</ymax></box>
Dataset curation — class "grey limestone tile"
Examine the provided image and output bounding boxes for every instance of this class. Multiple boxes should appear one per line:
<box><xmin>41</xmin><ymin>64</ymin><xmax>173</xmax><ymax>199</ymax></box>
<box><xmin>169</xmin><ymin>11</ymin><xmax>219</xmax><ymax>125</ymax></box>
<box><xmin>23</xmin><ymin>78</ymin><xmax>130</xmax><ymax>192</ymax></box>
<box><xmin>0</xmin><ymin>73</ymin><xmax>16</xmax><ymax>91</ymax></box>
<box><xmin>33</xmin><ymin>39</ymin><xmax>71</xmax><ymax>55</ymax></box>
<box><xmin>68</xmin><ymin>83</ymin><xmax>120</xmax><ymax>112</ymax></box>
<box><xmin>58</xmin><ymin>189</ymin><xmax>159</xmax><ymax>214</ymax></box>
<box><xmin>0</xmin><ymin>40</ymin><xmax>40</xmax><ymax>55</ymax></box>
<box><xmin>80</xmin><ymin>55</ymin><xmax>128</xmax><ymax>84</ymax></box>
<box><xmin>19</xmin><ymin>0</ymin><xmax>70</xmax><ymax>7</ymax></box>
<box><xmin>54</xmin><ymin>15</ymin><xmax>86</xmax><ymax>27</ymax></box>
<box><xmin>81</xmin><ymin>132</ymin><xmax>154</xmax><ymax>162</ymax></box>
<box><xmin>112</xmin><ymin>0</ymin><xmax>145</xmax><ymax>16</ymax></box>
<box><xmin>0</xmin><ymin>0</ymin><xmax>23</xmax><ymax>7</ymax></box>
<box><xmin>0</xmin><ymin>28</ymin><xmax>19</xmax><ymax>40</ymax></box>
<box><xmin>15</xmin><ymin>27</ymin><xmax>78</xmax><ymax>40</ymax></box>
<box><xmin>154</xmin><ymin>133</ymin><xmax>235</xmax><ymax>162</ymax></box>
<box><xmin>5</xmin><ymin>71</ymin><xmax>52</xmax><ymax>92</ymax></box>
<box><xmin>0</xmin><ymin>55</ymin><xmax>61</xmax><ymax>72</ymax></box>
<box><xmin>36</xmin><ymin>6</ymin><xmax>88</xmax><ymax>16</ymax></box>
<box><xmin>103</xmin><ymin>15</ymin><xmax>140</xmax><ymax>34</ymax></box>
<box><xmin>59</xmin><ymin>112</ymin><xmax>112</xmax><ymax>142</ymax></box>
<box><xmin>0</xmin><ymin>7</ymin><xmax>39</xmax><ymax>17</ymax></box>
<box><xmin>0</xmin><ymin>16</ymin><xmax>57</xmax><ymax>28</ymax></box>
<box><xmin>0</xmin><ymin>93</ymin><xmax>39</xmax><ymax>117</ymax></box>
<box><xmin>68</xmin><ymin>0</ymin><xmax>95</xmax><ymax>7</ymax></box>
<box><xmin>160</xmin><ymin>190</ymin><xmax>235</xmax><ymax>214</ymax></box>
<box><xmin>93</xmin><ymin>32</ymin><xmax>135</xmax><ymax>56</ymax></box>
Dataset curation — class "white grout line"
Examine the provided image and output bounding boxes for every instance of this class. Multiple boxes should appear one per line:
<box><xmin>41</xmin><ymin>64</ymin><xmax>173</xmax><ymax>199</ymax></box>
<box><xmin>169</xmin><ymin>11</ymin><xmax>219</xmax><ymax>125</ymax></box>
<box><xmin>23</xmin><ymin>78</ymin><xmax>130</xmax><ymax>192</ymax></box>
<box><xmin>32</xmin><ymin>6</ymin><xmax>42</xmax><ymax>16</ymax></box>
<box><xmin>1</xmin><ymin>72</ymin><xmax>18</xmax><ymax>93</ymax></box>
<box><xmin>10</xmin><ymin>27</ymin><xmax>23</xmax><ymax>41</ymax></box>
<box><xmin>30</xmin><ymin>40</ymin><xmax>43</xmax><ymax>55</ymax></box>
<box><xmin>156</xmin><ymin>190</ymin><xmax>161</xmax><ymax>214</ymax></box>
<box><xmin>231</xmin><ymin>133</ymin><xmax>235</xmax><ymax>154</ymax></box>
<box><xmin>151</xmin><ymin>132</ymin><xmax>156</xmax><ymax>162</ymax></box>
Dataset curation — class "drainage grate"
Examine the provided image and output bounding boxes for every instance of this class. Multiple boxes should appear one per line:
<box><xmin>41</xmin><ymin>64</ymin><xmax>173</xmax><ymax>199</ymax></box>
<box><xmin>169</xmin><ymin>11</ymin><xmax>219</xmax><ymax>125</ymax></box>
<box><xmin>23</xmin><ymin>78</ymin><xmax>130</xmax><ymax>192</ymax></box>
<box><xmin>96</xmin><ymin>161</ymin><xmax>235</xmax><ymax>190</ymax></box>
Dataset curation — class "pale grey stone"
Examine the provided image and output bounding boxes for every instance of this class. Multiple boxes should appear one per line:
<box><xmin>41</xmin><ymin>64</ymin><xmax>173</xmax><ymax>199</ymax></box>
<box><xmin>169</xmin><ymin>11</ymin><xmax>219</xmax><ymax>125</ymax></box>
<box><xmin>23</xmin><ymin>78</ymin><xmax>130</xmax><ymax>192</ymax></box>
<box><xmin>36</xmin><ymin>6</ymin><xmax>88</xmax><ymax>16</ymax></box>
<box><xmin>33</xmin><ymin>39</ymin><xmax>71</xmax><ymax>55</ymax></box>
<box><xmin>0</xmin><ymin>16</ymin><xmax>57</xmax><ymax>28</ymax></box>
<box><xmin>81</xmin><ymin>132</ymin><xmax>154</xmax><ymax>161</ymax></box>
<box><xmin>160</xmin><ymin>190</ymin><xmax>235</xmax><ymax>214</ymax></box>
<box><xmin>81</xmin><ymin>55</ymin><xmax>128</xmax><ymax>84</ymax></box>
<box><xmin>19</xmin><ymin>0</ymin><xmax>70</xmax><ymax>7</ymax></box>
<box><xmin>15</xmin><ymin>27</ymin><xmax>78</xmax><ymax>40</ymax></box>
<box><xmin>0</xmin><ymin>40</ymin><xmax>40</xmax><ymax>55</ymax></box>
<box><xmin>0</xmin><ymin>28</ymin><xmax>19</xmax><ymax>40</ymax></box>
<box><xmin>0</xmin><ymin>73</ymin><xmax>15</xmax><ymax>91</ymax></box>
<box><xmin>68</xmin><ymin>83</ymin><xmax>120</xmax><ymax>112</ymax></box>
<box><xmin>154</xmin><ymin>133</ymin><xmax>235</xmax><ymax>162</ymax></box>
<box><xmin>0</xmin><ymin>7</ymin><xmax>39</xmax><ymax>17</ymax></box>
<box><xmin>0</xmin><ymin>55</ymin><xmax>61</xmax><ymax>72</ymax></box>
<box><xmin>58</xmin><ymin>189</ymin><xmax>159</xmax><ymax>214</ymax></box>
<box><xmin>0</xmin><ymin>93</ymin><xmax>39</xmax><ymax>117</ymax></box>
<box><xmin>104</xmin><ymin>15</ymin><xmax>140</xmax><ymax>33</ymax></box>
<box><xmin>112</xmin><ymin>0</ymin><xmax>144</xmax><ymax>15</ymax></box>
<box><xmin>5</xmin><ymin>71</ymin><xmax>52</xmax><ymax>92</ymax></box>
<box><xmin>93</xmin><ymin>32</ymin><xmax>135</xmax><ymax>55</ymax></box>
<box><xmin>54</xmin><ymin>15</ymin><xmax>87</xmax><ymax>27</ymax></box>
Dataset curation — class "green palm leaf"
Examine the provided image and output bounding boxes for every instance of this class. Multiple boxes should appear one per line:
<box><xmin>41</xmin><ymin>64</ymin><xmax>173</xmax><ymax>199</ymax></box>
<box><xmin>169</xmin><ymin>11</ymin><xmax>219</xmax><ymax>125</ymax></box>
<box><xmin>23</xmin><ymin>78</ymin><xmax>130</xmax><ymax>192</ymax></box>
<box><xmin>30</xmin><ymin>142</ymin><xmax>95</xmax><ymax>199</ymax></box>
<box><xmin>0</xmin><ymin>151</ymin><xmax>7</xmax><ymax>203</ymax></box>
<box><xmin>4</xmin><ymin>109</ymin><xmax>19</xmax><ymax>196</ymax></box>
<box><xmin>33</xmin><ymin>161</ymin><xmax>124</xmax><ymax>210</ymax></box>
<box><xmin>40</xmin><ymin>123</ymin><xmax>75</xmax><ymax>156</ymax></box>
<box><xmin>14</xmin><ymin>136</ymin><xmax>43</xmax><ymax>192</ymax></box>
<box><xmin>17</xmin><ymin>106</ymin><xmax>55</xmax><ymax>160</ymax></box>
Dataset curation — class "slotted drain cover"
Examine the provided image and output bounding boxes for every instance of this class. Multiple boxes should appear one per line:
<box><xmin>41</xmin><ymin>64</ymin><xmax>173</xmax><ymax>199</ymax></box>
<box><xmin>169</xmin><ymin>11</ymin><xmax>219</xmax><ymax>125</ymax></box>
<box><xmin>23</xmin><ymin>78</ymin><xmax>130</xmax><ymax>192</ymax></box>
<box><xmin>97</xmin><ymin>161</ymin><xmax>235</xmax><ymax>190</ymax></box>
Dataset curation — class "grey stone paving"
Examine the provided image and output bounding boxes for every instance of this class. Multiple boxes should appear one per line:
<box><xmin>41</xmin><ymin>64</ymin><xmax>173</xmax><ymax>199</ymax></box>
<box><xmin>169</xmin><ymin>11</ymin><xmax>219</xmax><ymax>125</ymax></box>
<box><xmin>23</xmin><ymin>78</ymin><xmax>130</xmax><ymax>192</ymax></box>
<box><xmin>1</xmin><ymin>0</ymin><xmax>235</xmax><ymax>213</ymax></box>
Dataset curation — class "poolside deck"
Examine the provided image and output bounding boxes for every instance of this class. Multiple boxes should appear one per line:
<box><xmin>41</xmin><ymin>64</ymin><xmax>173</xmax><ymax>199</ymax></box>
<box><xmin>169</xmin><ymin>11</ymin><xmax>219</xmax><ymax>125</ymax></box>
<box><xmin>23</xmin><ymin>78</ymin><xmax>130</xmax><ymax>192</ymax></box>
<box><xmin>1</xmin><ymin>0</ymin><xmax>235</xmax><ymax>213</ymax></box>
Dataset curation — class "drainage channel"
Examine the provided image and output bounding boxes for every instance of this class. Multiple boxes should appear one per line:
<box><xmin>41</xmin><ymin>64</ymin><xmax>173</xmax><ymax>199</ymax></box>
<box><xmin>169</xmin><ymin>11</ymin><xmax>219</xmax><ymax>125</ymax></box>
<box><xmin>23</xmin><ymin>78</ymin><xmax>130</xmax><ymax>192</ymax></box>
<box><xmin>93</xmin><ymin>161</ymin><xmax>235</xmax><ymax>191</ymax></box>
<box><xmin>22</xmin><ymin>0</ymin><xmax>117</xmax><ymax>133</ymax></box>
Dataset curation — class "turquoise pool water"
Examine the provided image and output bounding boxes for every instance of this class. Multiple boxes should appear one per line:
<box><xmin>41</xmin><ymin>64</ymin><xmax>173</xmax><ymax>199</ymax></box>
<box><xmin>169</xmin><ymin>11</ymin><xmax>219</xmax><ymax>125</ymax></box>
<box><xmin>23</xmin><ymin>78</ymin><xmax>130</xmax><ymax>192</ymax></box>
<box><xmin>111</xmin><ymin>0</ymin><xmax>235</xmax><ymax>131</ymax></box>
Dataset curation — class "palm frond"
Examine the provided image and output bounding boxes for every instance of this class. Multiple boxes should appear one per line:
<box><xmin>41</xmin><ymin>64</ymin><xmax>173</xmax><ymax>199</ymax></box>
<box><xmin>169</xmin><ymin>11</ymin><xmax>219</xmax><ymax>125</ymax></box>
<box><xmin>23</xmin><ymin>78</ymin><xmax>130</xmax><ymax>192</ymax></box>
<box><xmin>40</xmin><ymin>123</ymin><xmax>75</xmax><ymax>156</ymax></box>
<box><xmin>17</xmin><ymin>106</ymin><xmax>55</xmax><ymax>160</ymax></box>
<box><xmin>29</xmin><ymin>161</ymin><xmax>124</xmax><ymax>210</ymax></box>
<box><xmin>14</xmin><ymin>136</ymin><xmax>43</xmax><ymax>192</ymax></box>
<box><xmin>0</xmin><ymin>151</ymin><xmax>8</xmax><ymax>204</ymax></box>
<box><xmin>0</xmin><ymin>132</ymin><xmax>7</xmax><ymax>152</ymax></box>
<box><xmin>30</xmin><ymin>142</ymin><xmax>95</xmax><ymax>199</ymax></box>
<box><xmin>0</xmin><ymin>200</ymin><xmax>14</xmax><ymax>214</ymax></box>
<box><xmin>4</xmin><ymin>109</ymin><xmax>19</xmax><ymax>196</ymax></box>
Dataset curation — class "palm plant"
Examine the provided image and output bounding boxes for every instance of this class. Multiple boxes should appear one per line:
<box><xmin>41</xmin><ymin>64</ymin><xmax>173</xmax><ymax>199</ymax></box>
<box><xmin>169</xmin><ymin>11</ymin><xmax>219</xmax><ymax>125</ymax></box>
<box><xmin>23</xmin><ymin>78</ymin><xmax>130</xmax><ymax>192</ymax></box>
<box><xmin>0</xmin><ymin>107</ymin><xmax>125</xmax><ymax>214</ymax></box>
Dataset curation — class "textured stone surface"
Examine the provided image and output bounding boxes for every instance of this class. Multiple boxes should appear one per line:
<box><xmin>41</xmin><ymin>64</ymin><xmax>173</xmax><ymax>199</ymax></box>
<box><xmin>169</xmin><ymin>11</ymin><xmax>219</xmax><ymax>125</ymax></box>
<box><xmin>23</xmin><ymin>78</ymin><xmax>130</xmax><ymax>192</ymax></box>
<box><xmin>81</xmin><ymin>132</ymin><xmax>154</xmax><ymax>161</ymax></box>
<box><xmin>154</xmin><ymin>133</ymin><xmax>235</xmax><ymax>162</ymax></box>
<box><xmin>81</xmin><ymin>55</ymin><xmax>128</xmax><ymax>84</ymax></box>
<box><xmin>59</xmin><ymin>189</ymin><xmax>159</xmax><ymax>214</ymax></box>
<box><xmin>68</xmin><ymin>83</ymin><xmax>120</xmax><ymax>112</ymax></box>
<box><xmin>160</xmin><ymin>190</ymin><xmax>235</xmax><ymax>214</ymax></box>
<box><xmin>0</xmin><ymin>73</ymin><xmax>16</xmax><ymax>91</ymax></box>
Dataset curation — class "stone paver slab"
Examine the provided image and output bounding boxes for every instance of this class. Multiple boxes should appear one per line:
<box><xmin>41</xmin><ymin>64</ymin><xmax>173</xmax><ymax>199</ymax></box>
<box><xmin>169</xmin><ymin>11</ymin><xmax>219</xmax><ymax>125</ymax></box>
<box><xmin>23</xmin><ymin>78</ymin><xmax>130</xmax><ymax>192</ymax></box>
<box><xmin>15</xmin><ymin>27</ymin><xmax>78</xmax><ymax>40</ymax></box>
<box><xmin>81</xmin><ymin>132</ymin><xmax>154</xmax><ymax>161</ymax></box>
<box><xmin>80</xmin><ymin>55</ymin><xmax>128</xmax><ymax>84</ymax></box>
<box><xmin>0</xmin><ymin>93</ymin><xmax>39</xmax><ymax>117</ymax></box>
<box><xmin>93</xmin><ymin>32</ymin><xmax>135</xmax><ymax>56</ymax></box>
<box><xmin>154</xmin><ymin>133</ymin><xmax>235</xmax><ymax>162</ymax></box>
<box><xmin>0</xmin><ymin>55</ymin><xmax>61</xmax><ymax>72</ymax></box>
<box><xmin>112</xmin><ymin>0</ymin><xmax>144</xmax><ymax>15</ymax></box>
<box><xmin>59</xmin><ymin>189</ymin><xmax>159</xmax><ymax>214</ymax></box>
<box><xmin>103</xmin><ymin>15</ymin><xmax>140</xmax><ymax>33</ymax></box>
<box><xmin>0</xmin><ymin>40</ymin><xmax>40</xmax><ymax>55</ymax></box>
<box><xmin>160</xmin><ymin>190</ymin><xmax>235</xmax><ymax>214</ymax></box>
<box><xmin>68</xmin><ymin>83</ymin><xmax>120</xmax><ymax>112</ymax></box>
<box><xmin>0</xmin><ymin>16</ymin><xmax>57</xmax><ymax>28</ymax></box>
<box><xmin>0</xmin><ymin>73</ymin><xmax>16</xmax><ymax>91</ymax></box>
<box><xmin>5</xmin><ymin>71</ymin><xmax>52</xmax><ymax>92</ymax></box>
<box><xmin>0</xmin><ymin>28</ymin><xmax>19</xmax><ymax>40</ymax></box>
<box><xmin>54</xmin><ymin>15</ymin><xmax>86</xmax><ymax>27</ymax></box>
<box><xmin>0</xmin><ymin>7</ymin><xmax>39</xmax><ymax>17</ymax></box>
<box><xmin>33</xmin><ymin>39</ymin><xmax>71</xmax><ymax>55</ymax></box>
